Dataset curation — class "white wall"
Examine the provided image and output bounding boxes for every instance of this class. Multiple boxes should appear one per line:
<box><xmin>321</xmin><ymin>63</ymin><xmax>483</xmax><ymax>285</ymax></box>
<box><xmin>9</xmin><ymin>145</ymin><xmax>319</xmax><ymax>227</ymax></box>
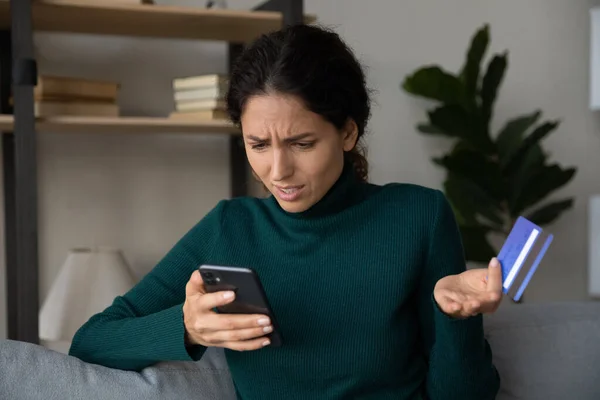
<box><xmin>336</xmin><ymin>0</ymin><xmax>600</xmax><ymax>302</ymax></box>
<box><xmin>2</xmin><ymin>0</ymin><xmax>599</xmax><ymax>340</ymax></box>
<box><xmin>314</xmin><ymin>0</ymin><xmax>600</xmax><ymax>303</ymax></box>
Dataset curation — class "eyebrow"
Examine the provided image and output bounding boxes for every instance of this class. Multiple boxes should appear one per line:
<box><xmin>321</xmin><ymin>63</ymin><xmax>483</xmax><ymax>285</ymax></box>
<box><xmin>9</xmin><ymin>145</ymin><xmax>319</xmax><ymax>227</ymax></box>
<box><xmin>246</xmin><ymin>133</ymin><xmax>315</xmax><ymax>143</ymax></box>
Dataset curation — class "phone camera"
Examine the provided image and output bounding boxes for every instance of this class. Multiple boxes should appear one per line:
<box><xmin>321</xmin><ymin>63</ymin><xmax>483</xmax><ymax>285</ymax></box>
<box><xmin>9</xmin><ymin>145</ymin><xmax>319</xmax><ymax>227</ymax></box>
<box><xmin>202</xmin><ymin>271</ymin><xmax>218</xmax><ymax>285</ymax></box>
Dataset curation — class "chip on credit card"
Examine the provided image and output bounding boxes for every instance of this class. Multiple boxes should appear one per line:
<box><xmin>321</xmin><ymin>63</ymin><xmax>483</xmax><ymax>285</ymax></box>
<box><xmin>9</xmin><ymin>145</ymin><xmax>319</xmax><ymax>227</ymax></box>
<box><xmin>497</xmin><ymin>216</ymin><xmax>554</xmax><ymax>302</ymax></box>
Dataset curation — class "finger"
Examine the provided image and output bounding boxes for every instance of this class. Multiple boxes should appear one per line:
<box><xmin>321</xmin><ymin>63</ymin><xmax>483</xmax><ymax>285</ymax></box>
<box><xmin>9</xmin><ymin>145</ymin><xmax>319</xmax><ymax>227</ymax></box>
<box><xmin>439</xmin><ymin>290</ymin><xmax>480</xmax><ymax>317</ymax></box>
<box><xmin>197</xmin><ymin>290</ymin><xmax>237</xmax><ymax>311</ymax></box>
<box><xmin>222</xmin><ymin>337</ymin><xmax>272</xmax><ymax>351</ymax></box>
<box><xmin>437</xmin><ymin>294</ymin><xmax>462</xmax><ymax>314</ymax></box>
<box><xmin>185</xmin><ymin>270</ymin><xmax>206</xmax><ymax>297</ymax></box>
<box><xmin>464</xmin><ymin>300</ymin><xmax>481</xmax><ymax>316</ymax></box>
<box><xmin>441</xmin><ymin>289</ymin><xmax>467</xmax><ymax>305</ymax></box>
<box><xmin>486</xmin><ymin>257</ymin><xmax>503</xmax><ymax>298</ymax></box>
<box><xmin>208</xmin><ymin>313</ymin><xmax>272</xmax><ymax>331</ymax></box>
<box><xmin>203</xmin><ymin>326</ymin><xmax>273</xmax><ymax>344</ymax></box>
<box><xmin>447</xmin><ymin>300</ymin><xmax>462</xmax><ymax>314</ymax></box>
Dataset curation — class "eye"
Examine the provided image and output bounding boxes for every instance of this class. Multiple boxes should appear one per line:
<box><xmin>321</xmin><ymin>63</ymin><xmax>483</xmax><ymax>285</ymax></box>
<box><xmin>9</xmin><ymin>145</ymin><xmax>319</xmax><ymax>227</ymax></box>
<box><xmin>250</xmin><ymin>142</ymin><xmax>268</xmax><ymax>151</ymax></box>
<box><xmin>294</xmin><ymin>142</ymin><xmax>315</xmax><ymax>149</ymax></box>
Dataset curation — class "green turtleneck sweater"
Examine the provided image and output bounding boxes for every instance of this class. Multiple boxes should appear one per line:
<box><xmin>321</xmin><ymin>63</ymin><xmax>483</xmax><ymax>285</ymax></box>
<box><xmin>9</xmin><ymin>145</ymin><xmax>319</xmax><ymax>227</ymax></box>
<box><xmin>69</xmin><ymin>163</ymin><xmax>500</xmax><ymax>400</ymax></box>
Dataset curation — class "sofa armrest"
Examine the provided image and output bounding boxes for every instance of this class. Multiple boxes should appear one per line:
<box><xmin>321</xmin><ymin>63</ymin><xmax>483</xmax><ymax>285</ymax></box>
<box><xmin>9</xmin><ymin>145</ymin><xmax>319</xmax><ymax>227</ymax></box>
<box><xmin>0</xmin><ymin>340</ymin><xmax>236</xmax><ymax>400</ymax></box>
<box><xmin>484</xmin><ymin>301</ymin><xmax>600</xmax><ymax>400</ymax></box>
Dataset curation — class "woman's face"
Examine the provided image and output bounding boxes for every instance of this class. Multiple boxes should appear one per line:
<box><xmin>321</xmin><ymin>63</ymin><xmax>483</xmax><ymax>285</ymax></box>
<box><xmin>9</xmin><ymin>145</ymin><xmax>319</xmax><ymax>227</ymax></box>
<box><xmin>241</xmin><ymin>93</ymin><xmax>358</xmax><ymax>213</ymax></box>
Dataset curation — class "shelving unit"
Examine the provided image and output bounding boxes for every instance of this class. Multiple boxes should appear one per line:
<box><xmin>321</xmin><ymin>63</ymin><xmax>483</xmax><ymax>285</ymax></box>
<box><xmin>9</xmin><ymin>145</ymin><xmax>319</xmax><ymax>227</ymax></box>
<box><xmin>0</xmin><ymin>1</ymin><xmax>314</xmax><ymax>41</ymax></box>
<box><xmin>0</xmin><ymin>114</ymin><xmax>241</xmax><ymax>134</ymax></box>
<box><xmin>1</xmin><ymin>0</ymin><xmax>310</xmax><ymax>344</ymax></box>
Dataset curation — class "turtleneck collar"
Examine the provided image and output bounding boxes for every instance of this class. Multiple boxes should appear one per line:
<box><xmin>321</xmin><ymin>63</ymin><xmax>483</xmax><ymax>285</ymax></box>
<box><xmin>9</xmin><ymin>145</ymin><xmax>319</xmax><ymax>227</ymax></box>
<box><xmin>266</xmin><ymin>160</ymin><xmax>366</xmax><ymax>219</ymax></box>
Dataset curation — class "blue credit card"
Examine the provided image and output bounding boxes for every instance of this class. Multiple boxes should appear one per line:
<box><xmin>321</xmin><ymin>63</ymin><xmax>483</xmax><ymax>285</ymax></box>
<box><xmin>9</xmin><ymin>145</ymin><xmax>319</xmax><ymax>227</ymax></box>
<box><xmin>497</xmin><ymin>216</ymin><xmax>554</xmax><ymax>301</ymax></box>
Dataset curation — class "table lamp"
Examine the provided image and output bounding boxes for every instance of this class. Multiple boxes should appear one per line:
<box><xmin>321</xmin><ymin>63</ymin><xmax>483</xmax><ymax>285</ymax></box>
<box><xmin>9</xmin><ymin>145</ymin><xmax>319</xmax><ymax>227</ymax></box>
<box><xmin>39</xmin><ymin>247</ymin><xmax>136</xmax><ymax>343</ymax></box>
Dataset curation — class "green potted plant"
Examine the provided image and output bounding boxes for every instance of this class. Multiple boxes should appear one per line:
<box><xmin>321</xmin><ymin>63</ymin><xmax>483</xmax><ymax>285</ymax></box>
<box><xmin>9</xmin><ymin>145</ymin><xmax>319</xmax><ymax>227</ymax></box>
<box><xmin>402</xmin><ymin>24</ymin><xmax>577</xmax><ymax>263</ymax></box>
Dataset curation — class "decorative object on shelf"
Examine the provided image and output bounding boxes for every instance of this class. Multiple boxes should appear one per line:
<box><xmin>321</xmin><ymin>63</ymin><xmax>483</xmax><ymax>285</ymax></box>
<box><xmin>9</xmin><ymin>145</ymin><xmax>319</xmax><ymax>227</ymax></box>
<box><xmin>39</xmin><ymin>247</ymin><xmax>136</xmax><ymax>342</ymax></box>
<box><xmin>402</xmin><ymin>24</ymin><xmax>577</xmax><ymax>263</ymax></box>
<box><xmin>27</xmin><ymin>75</ymin><xmax>120</xmax><ymax>117</ymax></box>
<box><xmin>169</xmin><ymin>73</ymin><xmax>229</xmax><ymax>121</ymax></box>
<box><xmin>589</xmin><ymin>195</ymin><xmax>600</xmax><ymax>297</ymax></box>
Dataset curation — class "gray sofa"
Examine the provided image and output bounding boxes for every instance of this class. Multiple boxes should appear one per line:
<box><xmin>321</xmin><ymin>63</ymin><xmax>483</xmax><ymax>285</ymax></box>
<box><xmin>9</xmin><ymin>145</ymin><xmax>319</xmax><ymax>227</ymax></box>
<box><xmin>1</xmin><ymin>300</ymin><xmax>599</xmax><ymax>399</ymax></box>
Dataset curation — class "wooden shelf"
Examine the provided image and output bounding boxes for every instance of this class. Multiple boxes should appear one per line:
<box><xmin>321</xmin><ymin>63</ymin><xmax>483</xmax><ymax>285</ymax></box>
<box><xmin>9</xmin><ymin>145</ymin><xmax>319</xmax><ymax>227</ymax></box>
<box><xmin>0</xmin><ymin>0</ymin><xmax>316</xmax><ymax>42</ymax></box>
<box><xmin>0</xmin><ymin>114</ymin><xmax>241</xmax><ymax>134</ymax></box>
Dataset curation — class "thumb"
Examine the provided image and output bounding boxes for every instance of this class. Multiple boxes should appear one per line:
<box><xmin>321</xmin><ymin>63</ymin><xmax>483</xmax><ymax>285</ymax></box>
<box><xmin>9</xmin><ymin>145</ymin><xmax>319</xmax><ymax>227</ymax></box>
<box><xmin>185</xmin><ymin>270</ymin><xmax>206</xmax><ymax>298</ymax></box>
<box><xmin>486</xmin><ymin>257</ymin><xmax>503</xmax><ymax>295</ymax></box>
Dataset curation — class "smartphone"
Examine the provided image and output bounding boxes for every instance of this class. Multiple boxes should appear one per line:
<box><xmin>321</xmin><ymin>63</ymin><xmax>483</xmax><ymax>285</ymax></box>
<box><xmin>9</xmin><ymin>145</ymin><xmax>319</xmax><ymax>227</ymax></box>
<box><xmin>198</xmin><ymin>264</ymin><xmax>282</xmax><ymax>347</ymax></box>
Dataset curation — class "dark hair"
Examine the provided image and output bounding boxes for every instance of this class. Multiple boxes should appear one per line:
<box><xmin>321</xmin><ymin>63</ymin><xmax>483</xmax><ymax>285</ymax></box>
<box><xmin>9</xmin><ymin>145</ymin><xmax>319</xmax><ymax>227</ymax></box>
<box><xmin>226</xmin><ymin>24</ymin><xmax>371</xmax><ymax>182</ymax></box>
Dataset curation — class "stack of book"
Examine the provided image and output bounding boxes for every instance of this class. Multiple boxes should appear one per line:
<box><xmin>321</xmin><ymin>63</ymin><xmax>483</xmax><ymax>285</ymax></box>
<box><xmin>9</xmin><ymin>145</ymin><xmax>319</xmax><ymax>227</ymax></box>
<box><xmin>32</xmin><ymin>75</ymin><xmax>120</xmax><ymax>117</ymax></box>
<box><xmin>170</xmin><ymin>74</ymin><xmax>229</xmax><ymax>121</ymax></box>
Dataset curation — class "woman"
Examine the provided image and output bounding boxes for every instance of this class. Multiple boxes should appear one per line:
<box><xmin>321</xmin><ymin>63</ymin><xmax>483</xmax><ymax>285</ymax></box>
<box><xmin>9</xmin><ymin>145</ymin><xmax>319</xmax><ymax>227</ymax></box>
<box><xmin>69</xmin><ymin>24</ymin><xmax>502</xmax><ymax>399</ymax></box>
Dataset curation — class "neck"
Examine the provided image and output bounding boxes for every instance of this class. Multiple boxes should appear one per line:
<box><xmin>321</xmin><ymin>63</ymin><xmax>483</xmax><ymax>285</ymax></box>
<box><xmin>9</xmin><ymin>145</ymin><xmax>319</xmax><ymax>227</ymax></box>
<box><xmin>267</xmin><ymin>161</ymin><xmax>366</xmax><ymax>219</ymax></box>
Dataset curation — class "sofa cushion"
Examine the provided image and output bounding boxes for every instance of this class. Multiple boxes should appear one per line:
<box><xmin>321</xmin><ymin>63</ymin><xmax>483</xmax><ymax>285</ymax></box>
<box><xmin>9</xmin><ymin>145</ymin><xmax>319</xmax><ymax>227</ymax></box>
<box><xmin>484</xmin><ymin>301</ymin><xmax>600</xmax><ymax>400</ymax></box>
<box><xmin>0</xmin><ymin>340</ymin><xmax>236</xmax><ymax>400</ymax></box>
<box><xmin>2</xmin><ymin>301</ymin><xmax>599</xmax><ymax>400</ymax></box>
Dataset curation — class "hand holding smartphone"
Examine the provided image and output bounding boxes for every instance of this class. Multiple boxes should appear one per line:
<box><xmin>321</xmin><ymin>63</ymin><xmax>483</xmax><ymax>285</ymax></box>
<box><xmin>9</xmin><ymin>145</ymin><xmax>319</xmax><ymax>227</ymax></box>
<box><xmin>181</xmin><ymin>265</ymin><xmax>281</xmax><ymax>351</ymax></box>
<box><xmin>198</xmin><ymin>265</ymin><xmax>282</xmax><ymax>347</ymax></box>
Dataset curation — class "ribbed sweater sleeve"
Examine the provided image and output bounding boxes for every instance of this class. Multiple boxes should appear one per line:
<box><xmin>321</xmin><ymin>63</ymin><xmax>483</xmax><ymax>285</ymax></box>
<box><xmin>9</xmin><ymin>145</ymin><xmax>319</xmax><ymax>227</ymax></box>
<box><xmin>417</xmin><ymin>191</ymin><xmax>500</xmax><ymax>400</ymax></box>
<box><xmin>68</xmin><ymin>201</ymin><xmax>226</xmax><ymax>371</ymax></box>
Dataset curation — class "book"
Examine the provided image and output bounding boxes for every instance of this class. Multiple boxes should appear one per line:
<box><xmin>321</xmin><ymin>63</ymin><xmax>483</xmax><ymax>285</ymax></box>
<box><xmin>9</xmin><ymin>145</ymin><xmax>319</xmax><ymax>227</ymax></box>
<box><xmin>35</xmin><ymin>75</ymin><xmax>119</xmax><ymax>102</ymax></box>
<box><xmin>174</xmin><ymin>85</ymin><xmax>228</xmax><ymax>102</ymax></box>
<box><xmin>9</xmin><ymin>95</ymin><xmax>116</xmax><ymax>106</ymax></box>
<box><xmin>34</xmin><ymin>101</ymin><xmax>119</xmax><ymax>117</ymax></box>
<box><xmin>169</xmin><ymin>109</ymin><xmax>229</xmax><ymax>121</ymax></box>
<box><xmin>173</xmin><ymin>74</ymin><xmax>229</xmax><ymax>91</ymax></box>
<box><xmin>175</xmin><ymin>99</ymin><xmax>226</xmax><ymax>112</ymax></box>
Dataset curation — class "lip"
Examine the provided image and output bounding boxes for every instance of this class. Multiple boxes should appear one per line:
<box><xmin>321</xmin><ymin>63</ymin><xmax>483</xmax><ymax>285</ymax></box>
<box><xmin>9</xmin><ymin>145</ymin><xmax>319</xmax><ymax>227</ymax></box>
<box><xmin>273</xmin><ymin>185</ymin><xmax>305</xmax><ymax>202</ymax></box>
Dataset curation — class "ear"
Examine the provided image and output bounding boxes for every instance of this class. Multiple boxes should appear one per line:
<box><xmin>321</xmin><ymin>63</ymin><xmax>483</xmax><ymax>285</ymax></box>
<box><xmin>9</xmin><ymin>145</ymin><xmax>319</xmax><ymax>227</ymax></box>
<box><xmin>342</xmin><ymin>119</ymin><xmax>359</xmax><ymax>152</ymax></box>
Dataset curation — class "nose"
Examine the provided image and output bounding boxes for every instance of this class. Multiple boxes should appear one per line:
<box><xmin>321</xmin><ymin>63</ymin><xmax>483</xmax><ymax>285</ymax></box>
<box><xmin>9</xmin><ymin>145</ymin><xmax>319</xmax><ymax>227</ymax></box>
<box><xmin>271</xmin><ymin>148</ymin><xmax>294</xmax><ymax>182</ymax></box>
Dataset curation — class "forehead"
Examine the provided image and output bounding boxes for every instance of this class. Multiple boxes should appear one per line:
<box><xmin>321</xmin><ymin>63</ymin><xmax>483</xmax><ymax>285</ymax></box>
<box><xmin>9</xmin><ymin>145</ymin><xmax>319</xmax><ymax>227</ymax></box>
<box><xmin>240</xmin><ymin>93</ymin><xmax>329</xmax><ymax>138</ymax></box>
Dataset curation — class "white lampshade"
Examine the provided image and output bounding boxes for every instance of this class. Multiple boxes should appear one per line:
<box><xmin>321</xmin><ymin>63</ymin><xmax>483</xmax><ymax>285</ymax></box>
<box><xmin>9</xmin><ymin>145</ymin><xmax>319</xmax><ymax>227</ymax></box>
<box><xmin>39</xmin><ymin>247</ymin><xmax>136</xmax><ymax>342</ymax></box>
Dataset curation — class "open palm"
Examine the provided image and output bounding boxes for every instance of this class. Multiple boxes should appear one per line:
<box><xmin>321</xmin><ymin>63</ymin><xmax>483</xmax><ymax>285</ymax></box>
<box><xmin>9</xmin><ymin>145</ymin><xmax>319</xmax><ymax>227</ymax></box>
<box><xmin>434</xmin><ymin>257</ymin><xmax>503</xmax><ymax>319</ymax></box>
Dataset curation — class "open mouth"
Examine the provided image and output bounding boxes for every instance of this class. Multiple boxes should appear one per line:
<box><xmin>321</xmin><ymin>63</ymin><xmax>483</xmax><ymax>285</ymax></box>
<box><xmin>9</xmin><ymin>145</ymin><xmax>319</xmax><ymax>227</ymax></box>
<box><xmin>274</xmin><ymin>185</ymin><xmax>305</xmax><ymax>201</ymax></box>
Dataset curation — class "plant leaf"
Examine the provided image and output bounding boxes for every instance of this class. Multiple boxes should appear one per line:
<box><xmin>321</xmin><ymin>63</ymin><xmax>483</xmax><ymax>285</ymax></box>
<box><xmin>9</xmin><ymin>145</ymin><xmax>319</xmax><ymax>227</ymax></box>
<box><xmin>503</xmin><ymin>120</ymin><xmax>560</xmax><ymax>174</ymax></box>
<box><xmin>511</xmin><ymin>164</ymin><xmax>577</xmax><ymax>214</ymax></box>
<box><xmin>508</xmin><ymin>144</ymin><xmax>547</xmax><ymax>210</ymax></box>
<box><xmin>460</xmin><ymin>24</ymin><xmax>489</xmax><ymax>98</ymax></box>
<box><xmin>525</xmin><ymin>199</ymin><xmax>574</xmax><ymax>226</ymax></box>
<box><xmin>481</xmin><ymin>52</ymin><xmax>508</xmax><ymax>127</ymax></box>
<box><xmin>458</xmin><ymin>225</ymin><xmax>497</xmax><ymax>263</ymax></box>
<box><xmin>434</xmin><ymin>148</ymin><xmax>504</xmax><ymax>198</ymax></box>
<box><xmin>444</xmin><ymin>174</ymin><xmax>504</xmax><ymax>227</ymax></box>
<box><xmin>428</xmin><ymin>105</ymin><xmax>495</xmax><ymax>153</ymax></box>
<box><xmin>417</xmin><ymin>124</ymin><xmax>444</xmax><ymax>134</ymax></box>
<box><xmin>427</xmin><ymin>105</ymin><xmax>470</xmax><ymax>137</ymax></box>
<box><xmin>402</xmin><ymin>66</ymin><xmax>467</xmax><ymax>106</ymax></box>
<box><xmin>495</xmin><ymin>111</ymin><xmax>541</xmax><ymax>164</ymax></box>
<box><xmin>450</xmin><ymin>140</ymin><xmax>477</xmax><ymax>153</ymax></box>
<box><xmin>445</xmin><ymin>190</ymin><xmax>477</xmax><ymax>226</ymax></box>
